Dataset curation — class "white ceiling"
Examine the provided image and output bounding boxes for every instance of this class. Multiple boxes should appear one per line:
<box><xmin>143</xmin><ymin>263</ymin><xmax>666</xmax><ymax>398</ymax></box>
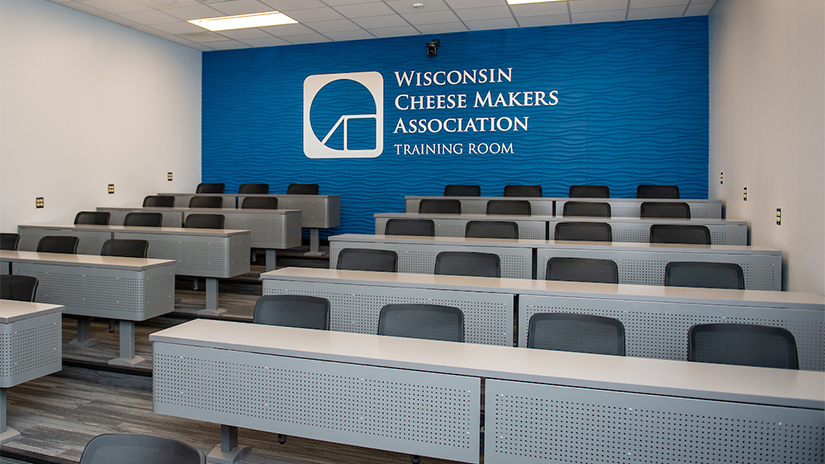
<box><xmin>46</xmin><ymin>0</ymin><xmax>717</xmax><ymax>51</ymax></box>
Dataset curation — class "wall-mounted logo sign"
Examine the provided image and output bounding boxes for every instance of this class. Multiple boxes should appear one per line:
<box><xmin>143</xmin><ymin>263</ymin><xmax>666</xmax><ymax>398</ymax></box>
<box><xmin>303</xmin><ymin>71</ymin><xmax>384</xmax><ymax>159</ymax></box>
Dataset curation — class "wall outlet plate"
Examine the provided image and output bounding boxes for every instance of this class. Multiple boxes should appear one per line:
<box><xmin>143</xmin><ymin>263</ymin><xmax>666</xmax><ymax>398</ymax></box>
<box><xmin>776</xmin><ymin>208</ymin><xmax>781</xmax><ymax>225</ymax></box>
<box><xmin>720</xmin><ymin>172</ymin><xmax>723</xmax><ymax>184</ymax></box>
<box><xmin>36</xmin><ymin>197</ymin><xmax>44</xmax><ymax>208</ymax></box>
<box><xmin>167</xmin><ymin>172</ymin><xmax>173</xmax><ymax>181</ymax></box>
<box><xmin>743</xmin><ymin>186</ymin><xmax>747</xmax><ymax>201</ymax></box>
<box><xmin>108</xmin><ymin>184</ymin><xmax>115</xmax><ymax>194</ymax></box>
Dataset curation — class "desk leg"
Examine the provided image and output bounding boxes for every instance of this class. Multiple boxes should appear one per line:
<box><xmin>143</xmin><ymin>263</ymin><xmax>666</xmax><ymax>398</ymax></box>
<box><xmin>0</xmin><ymin>388</ymin><xmax>21</xmax><ymax>444</ymax></box>
<box><xmin>67</xmin><ymin>316</ymin><xmax>100</xmax><ymax>348</ymax></box>
<box><xmin>108</xmin><ymin>321</ymin><xmax>145</xmax><ymax>367</ymax></box>
<box><xmin>304</xmin><ymin>228</ymin><xmax>324</xmax><ymax>256</ymax></box>
<box><xmin>266</xmin><ymin>249</ymin><xmax>277</xmax><ymax>272</ymax></box>
<box><xmin>207</xmin><ymin>424</ymin><xmax>251</xmax><ymax>464</ymax></box>
<box><xmin>197</xmin><ymin>278</ymin><xmax>227</xmax><ymax>316</ymax></box>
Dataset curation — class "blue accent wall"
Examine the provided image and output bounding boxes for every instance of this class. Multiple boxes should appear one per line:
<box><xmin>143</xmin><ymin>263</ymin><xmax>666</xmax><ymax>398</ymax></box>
<box><xmin>203</xmin><ymin>17</ymin><xmax>709</xmax><ymax>235</ymax></box>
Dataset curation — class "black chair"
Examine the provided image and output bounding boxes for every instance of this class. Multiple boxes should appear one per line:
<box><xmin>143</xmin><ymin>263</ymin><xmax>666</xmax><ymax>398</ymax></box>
<box><xmin>569</xmin><ymin>185</ymin><xmax>609</xmax><ymax>198</ymax></box>
<box><xmin>123</xmin><ymin>212</ymin><xmax>163</xmax><ymax>227</ymax></box>
<box><xmin>554</xmin><ymin>222</ymin><xmax>612</xmax><ymax>242</ymax></box>
<box><xmin>238</xmin><ymin>183</ymin><xmax>269</xmax><ymax>194</ymax></box>
<box><xmin>419</xmin><ymin>199</ymin><xmax>461</xmax><ymax>214</ymax></box>
<box><xmin>465</xmin><ymin>221</ymin><xmax>519</xmax><ymax>239</ymax></box>
<box><xmin>665</xmin><ymin>262</ymin><xmax>745</xmax><ymax>290</ymax></box>
<box><xmin>649</xmin><ymin>224</ymin><xmax>711</xmax><ymax>245</ymax></box>
<box><xmin>546</xmin><ymin>257</ymin><xmax>619</xmax><ymax>284</ymax></box>
<box><xmin>188</xmin><ymin>196</ymin><xmax>223</xmax><ymax>209</ymax></box>
<box><xmin>241</xmin><ymin>197</ymin><xmax>278</xmax><ymax>209</ymax></box>
<box><xmin>336</xmin><ymin>248</ymin><xmax>398</xmax><ymax>272</ymax></box>
<box><xmin>143</xmin><ymin>195</ymin><xmax>176</xmax><ymax>207</ymax></box>
<box><xmin>0</xmin><ymin>275</ymin><xmax>39</xmax><ymax>302</ymax></box>
<box><xmin>79</xmin><ymin>433</ymin><xmax>205</xmax><ymax>464</ymax></box>
<box><xmin>287</xmin><ymin>183</ymin><xmax>319</xmax><ymax>195</ymax></box>
<box><xmin>486</xmin><ymin>200</ymin><xmax>531</xmax><ymax>216</ymax></box>
<box><xmin>196</xmin><ymin>183</ymin><xmax>225</xmax><ymax>194</ymax></box>
<box><xmin>503</xmin><ymin>184</ymin><xmax>542</xmax><ymax>197</ymax></box>
<box><xmin>253</xmin><ymin>295</ymin><xmax>331</xmax><ymax>330</ymax></box>
<box><xmin>184</xmin><ymin>214</ymin><xmax>224</xmax><ymax>229</ymax></box>
<box><xmin>640</xmin><ymin>202</ymin><xmax>690</xmax><ymax>219</ymax></box>
<box><xmin>384</xmin><ymin>218</ymin><xmax>435</xmax><ymax>236</ymax></box>
<box><xmin>37</xmin><ymin>236</ymin><xmax>79</xmax><ymax>254</ymax></box>
<box><xmin>562</xmin><ymin>201</ymin><xmax>611</xmax><ymax>218</ymax></box>
<box><xmin>637</xmin><ymin>184</ymin><xmax>680</xmax><ymax>199</ymax></box>
<box><xmin>101</xmin><ymin>239</ymin><xmax>149</xmax><ymax>259</ymax></box>
<box><xmin>378</xmin><ymin>304</ymin><xmax>464</xmax><ymax>342</ymax></box>
<box><xmin>0</xmin><ymin>233</ymin><xmax>20</xmax><ymax>250</ymax></box>
<box><xmin>444</xmin><ymin>184</ymin><xmax>480</xmax><ymax>196</ymax></box>
<box><xmin>434</xmin><ymin>251</ymin><xmax>501</xmax><ymax>278</ymax></box>
<box><xmin>527</xmin><ymin>313</ymin><xmax>625</xmax><ymax>356</ymax></box>
<box><xmin>74</xmin><ymin>211</ymin><xmax>110</xmax><ymax>225</ymax></box>
<box><xmin>688</xmin><ymin>323</ymin><xmax>798</xmax><ymax>369</ymax></box>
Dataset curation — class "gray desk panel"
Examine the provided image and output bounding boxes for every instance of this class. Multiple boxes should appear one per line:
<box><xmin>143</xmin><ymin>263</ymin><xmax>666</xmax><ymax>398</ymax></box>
<box><xmin>98</xmin><ymin>207</ymin><xmax>184</xmax><ymax>227</ymax></box>
<box><xmin>547</xmin><ymin>217</ymin><xmax>748</xmax><ymax>245</ymax></box>
<box><xmin>160</xmin><ymin>193</ymin><xmax>236</xmax><ymax>209</ymax></box>
<box><xmin>0</xmin><ymin>302</ymin><xmax>62</xmax><ymax>388</ymax></box>
<box><xmin>553</xmin><ymin>198</ymin><xmax>723</xmax><ymax>219</ymax></box>
<box><xmin>406</xmin><ymin>196</ymin><xmax>554</xmax><ymax>216</ymax></box>
<box><xmin>375</xmin><ymin>213</ymin><xmax>549</xmax><ymax>240</ymax></box>
<box><xmin>17</xmin><ymin>225</ymin><xmax>111</xmax><ymax>255</ymax></box>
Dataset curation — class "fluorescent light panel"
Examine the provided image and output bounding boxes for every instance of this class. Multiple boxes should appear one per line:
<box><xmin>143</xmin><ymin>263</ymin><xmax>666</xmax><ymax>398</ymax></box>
<box><xmin>507</xmin><ymin>0</ymin><xmax>572</xmax><ymax>4</ymax></box>
<box><xmin>189</xmin><ymin>11</ymin><xmax>297</xmax><ymax>31</ymax></box>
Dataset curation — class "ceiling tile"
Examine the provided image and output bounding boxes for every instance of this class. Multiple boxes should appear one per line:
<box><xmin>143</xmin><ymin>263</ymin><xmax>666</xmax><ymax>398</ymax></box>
<box><xmin>216</xmin><ymin>28</ymin><xmax>274</xmax><ymax>40</ymax></box>
<box><xmin>117</xmin><ymin>9</ymin><xmax>180</xmax><ymax>25</ymax></box>
<box><xmin>630</xmin><ymin>0</ymin><xmax>687</xmax><ymax>7</ymax></box>
<box><xmin>402</xmin><ymin>10</ymin><xmax>461</xmax><ymax>25</ymax></box>
<box><xmin>99</xmin><ymin>13</ymin><xmax>141</xmax><ymax>27</ymax></box>
<box><xmin>464</xmin><ymin>17</ymin><xmax>519</xmax><ymax>30</ymax></box>
<box><xmin>685</xmin><ymin>3</ymin><xmax>714</xmax><ymax>15</ymax></box>
<box><xmin>260</xmin><ymin>0</ymin><xmax>327</xmax><ymax>9</ymax></box>
<box><xmin>334</xmin><ymin>2</ymin><xmax>396</xmax><ymax>18</ymax></box>
<box><xmin>259</xmin><ymin>23</ymin><xmax>315</xmax><ymax>36</ymax></box>
<box><xmin>572</xmin><ymin>9</ymin><xmax>628</xmax><ymax>23</ymax></box>
<box><xmin>516</xmin><ymin>13</ymin><xmax>570</xmax><ymax>27</ymax></box>
<box><xmin>627</xmin><ymin>5</ymin><xmax>687</xmax><ymax>19</ymax></box>
<box><xmin>569</xmin><ymin>0</ymin><xmax>629</xmax><ymax>13</ymax></box>
<box><xmin>131</xmin><ymin>0</ymin><xmax>202</xmax><ymax>9</ymax></box>
<box><xmin>368</xmin><ymin>25</ymin><xmax>421</xmax><ymax>37</ymax></box>
<box><xmin>150</xmin><ymin>20</ymin><xmax>205</xmax><ymax>34</ymax></box>
<box><xmin>453</xmin><ymin>6</ymin><xmax>513</xmax><ymax>21</ymax></box>
<box><xmin>284</xmin><ymin>7</ymin><xmax>345</xmax><ymax>22</ymax></box>
<box><xmin>322</xmin><ymin>29</ymin><xmax>376</xmax><ymax>41</ymax></box>
<box><xmin>238</xmin><ymin>36</ymin><xmax>292</xmax><ymax>47</ymax></box>
<box><xmin>207</xmin><ymin>0</ymin><xmax>274</xmax><ymax>16</ymax></box>
<box><xmin>446</xmin><ymin>0</ymin><xmax>504</xmax><ymax>7</ymax></box>
<box><xmin>321</xmin><ymin>0</ymin><xmax>382</xmax><ymax>5</ymax></box>
<box><xmin>508</xmin><ymin>2</ymin><xmax>569</xmax><ymax>16</ymax></box>
<box><xmin>60</xmin><ymin>1</ymin><xmax>107</xmax><ymax>15</ymax></box>
<box><xmin>305</xmin><ymin>19</ymin><xmax>362</xmax><ymax>32</ymax></box>
<box><xmin>176</xmin><ymin>30</ymin><xmax>228</xmax><ymax>42</ymax></box>
<box><xmin>385</xmin><ymin>0</ymin><xmax>450</xmax><ymax>14</ymax></box>
<box><xmin>283</xmin><ymin>33</ymin><xmax>334</xmax><ymax>44</ymax></box>
<box><xmin>163</xmin><ymin>5</ymin><xmax>225</xmax><ymax>21</ymax></box>
<box><xmin>205</xmin><ymin>40</ymin><xmax>252</xmax><ymax>50</ymax></box>
<box><xmin>415</xmin><ymin>21</ymin><xmax>467</xmax><ymax>34</ymax></box>
<box><xmin>78</xmin><ymin>0</ymin><xmax>148</xmax><ymax>14</ymax></box>
<box><xmin>352</xmin><ymin>14</ymin><xmax>409</xmax><ymax>28</ymax></box>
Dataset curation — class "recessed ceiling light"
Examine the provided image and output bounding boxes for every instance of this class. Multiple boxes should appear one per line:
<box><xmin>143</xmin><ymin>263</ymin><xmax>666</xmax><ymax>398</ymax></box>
<box><xmin>507</xmin><ymin>0</ymin><xmax>572</xmax><ymax>4</ymax></box>
<box><xmin>413</xmin><ymin>3</ymin><xmax>424</xmax><ymax>8</ymax></box>
<box><xmin>188</xmin><ymin>11</ymin><xmax>298</xmax><ymax>32</ymax></box>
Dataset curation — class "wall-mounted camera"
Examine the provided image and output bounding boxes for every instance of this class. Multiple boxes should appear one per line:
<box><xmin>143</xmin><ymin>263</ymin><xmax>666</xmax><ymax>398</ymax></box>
<box><xmin>427</xmin><ymin>39</ymin><xmax>440</xmax><ymax>58</ymax></box>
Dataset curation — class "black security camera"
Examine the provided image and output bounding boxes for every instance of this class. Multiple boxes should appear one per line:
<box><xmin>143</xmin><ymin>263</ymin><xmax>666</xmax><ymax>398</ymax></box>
<box><xmin>427</xmin><ymin>39</ymin><xmax>440</xmax><ymax>58</ymax></box>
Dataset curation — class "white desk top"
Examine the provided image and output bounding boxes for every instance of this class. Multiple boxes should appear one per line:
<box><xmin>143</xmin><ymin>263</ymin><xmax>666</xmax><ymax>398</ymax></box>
<box><xmin>0</xmin><ymin>300</ymin><xmax>64</xmax><ymax>323</ymax></box>
<box><xmin>0</xmin><ymin>250</ymin><xmax>175</xmax><ymax>270</ymax></box>
<box><xmin>151</xmin><ymin>319</ymin><xmax>825</xmax><ymax>410</ymax></box>
<box><xmin>18</xmin><ymin>223</ymin><xmax>251</xmax><ymax>237</ymax></box>
<box><xmin>375</xmin><ymin>212</ymin><xmax>554</xmax><ymax>221</ymax></box>
<box><xmin>376</xmin><ymin>212</ymin><xmax>744</xmax><ymax>225</ymax></box>
<box><xmin>407</xmin><ymin>196</ymin><xmax>719</xmax><ymax>203</ymax></box>
<box><xmin>98</xmin><ymin>206</ymin><xmax>301</xmax><ymax>215</ymax></box>
<box><xmin>160</xmin><ymin>192</ymin><xmax>341</xmax><ymax>199</ymax></box>
<box><xmin>261</xmin><ymin>267</ymin><xmax>825</xmax><ymax>310</ymax></box>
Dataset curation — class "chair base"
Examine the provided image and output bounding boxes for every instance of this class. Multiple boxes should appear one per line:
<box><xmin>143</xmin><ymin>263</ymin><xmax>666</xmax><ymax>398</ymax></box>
<box><xmin>206</xmin><ymin>444</ymin><xmax>251</xmax><ymax>464</ymax></box>
<box><xmin>0</xmin><ymin>427</ymin><xmax>21</xmax><ymax>444</ymax></box>
<box><xmin>108</xmin><ymin>355</ymin><xmax>146</xmax><ymax>367</ymax></box>
<box><xmin>67</xmin><ymin>337</ymin><xmax>100</xmax><ymax>348</ymax></box>
<box><xmin>197</xmin><ymin>308</ymin><xmax>227</xmax><ymax>316</ymax></box>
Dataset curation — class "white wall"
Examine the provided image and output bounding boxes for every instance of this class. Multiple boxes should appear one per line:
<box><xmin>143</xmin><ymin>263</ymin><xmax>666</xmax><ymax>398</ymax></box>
<box><xmin>709</xmin><ymin>0</ymin><xmax>825</xmax><ymax>294</ymax></box>
<box><xmin>0</xmin><ymin>0</ymin><xmax>201</xmax><ymax>232</ymax></box>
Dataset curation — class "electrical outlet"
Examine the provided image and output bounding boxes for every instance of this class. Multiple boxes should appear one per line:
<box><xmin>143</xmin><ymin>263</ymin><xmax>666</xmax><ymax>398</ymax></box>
<box><xmin>720</xmin><ymin>172</ymin><xmax>723</xmax><ymax>184</ymax></box>
<box><xmin>108</xmin><ymin>184</ymin><xmax>115</xmax><ymax>194</ymax></box>
<box><xmin>167</xmin><ymin>172</ymin><xmax>173</xmax><ymax>181</ymax></box>
<box><xmin>36</xmin><ymin>197</ymin><xmax>44</xmax><ymax>208</ymax></box>
<box><xmin>776</xmin><ymin>208</ymin><xmax>781</xmax><ymax>225</ymax></box>
<box><xmin>743</xmin><ymin>187</ymin><xmax>747</xmax><ymax>201</ymax></box>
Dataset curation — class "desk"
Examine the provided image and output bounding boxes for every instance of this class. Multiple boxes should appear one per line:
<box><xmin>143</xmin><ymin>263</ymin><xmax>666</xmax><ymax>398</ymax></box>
<box><xmin>374</xmin><ymin>212</ymin><xmax>551</xmax><ymax>239</ymax></box>
<box><xmin>98</xmin><ymin>206</ymin><xmax>302</xmax><ymax>271</ymax></box>
<box><xmin>151</xmin><ymin>319</ymin><xmax>824</xmax><ymax>464</ymax></box>
<box><xmin>1</xmin><ymin>251</ymin><xmax>174</xmax><ymax>366</ymax></box>
<box><xmin>552</xmin><ymin>197</ymin><xmax>724</xmax><ymax>218</ymax></box>
<box><xmin>406</xmin><ymin>196</ymin><xmax>554</xmax><ymax>216</ymax></box>
<box><xmin>329</xmin><ymin>234</ymin><xmax>535</xmax><ymax>279</ymax></box>
<box><xmin>546</xmin><ymin>216</ymin><xmax>748</xmax><ymax>245</ymax></box>
<box><xmin>0</xmin><ymin>300</ymin><xmax>62</xmax><ymax>443</ymax></box>
<box><xmin>17</xmin><ymin>224</ymin><xmax>250</xmax><ymax>315</ymax></box>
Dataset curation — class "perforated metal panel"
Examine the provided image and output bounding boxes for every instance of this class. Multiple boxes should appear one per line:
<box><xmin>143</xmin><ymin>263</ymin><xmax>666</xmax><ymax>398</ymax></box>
<box><xmin>376</xmin><ymin>217</ymin><xmax>546</xmax><ymax>240</ymax></box>
<box><xmin>555</xmin><ymin>199</ymin><xmax>723</xmax><ymax>219</ymax></box>
<box><xmin>98</xmin><ymin>209</ymin><xmax>184</xmax><ymax>227</ymax></box>
<box><xmin>17</xmin><ymin>226</ymin><xmax>111</xmax><ymax>254</ymax></box>
<box><xmin>518</xmin><ymin>294</ymin><xmax>825</xmax><ymax>371</ymax></box>
<box><xmin>217</xmin><ymin>212</ymin><xmax>301</xmax><ymax>249</ymax></box>
<box><xmin>536</xmin><ymin>248</ymin><xmax>781</xmax><ymax>290</ymax></box>
<box><xmin>486</xmin><ymin>379</ymin><xmax>824</xmax><ymax>464</ymax></box>
<box><xmin>0</xmin><ymin>312</ymin><xmax>61</xmax><ymax>388</ymax></box>
<box><xmin>546</xmin><ymin>220</ymin><xmax>747</xmax><ymax>245</ymax></box>
<box><xmin>263</xmin><ymin>280</ymin><xmax>513</xmax><ymax>346</ymax></box>
<box><xmin>154</xmin><ymin>342</ymin><xmax>481</xmax><ymax>463</ymax></box>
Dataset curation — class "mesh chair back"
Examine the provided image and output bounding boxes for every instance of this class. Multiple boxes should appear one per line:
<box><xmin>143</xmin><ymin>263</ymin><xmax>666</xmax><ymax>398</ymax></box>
<box><xmin>238</xmin><ymin>183</ymin><xmax>269</xmax><ymax>194</ymax></box>
<box><xmin>378</xmin><ymin>304</ymin><xmax>464</xmax><ymax>342</ymax></box>
<box><xmin>569</xmin><ymin>185</ymin><xmax>609</xmax><ymax>198</ymax></box>
<box><xmin>486</xmin><ymin>200</ymin><xmax>531</xmax><ymax>216</ymax></box>
<box><xmin>253</xmin><ymin>295</ymin><xmax>330</xmax><ymax>330</ymax></box>
<box><xmin>287</xmin><ymin>183</ymin><xmax>319</xmax><ymax>195</ymax></box>
<box><xmin>184</xmin><ymin>214</ymin><xmax>224</xmax><ymax>229</ymax></box>
<box><xmin>80</xmin><ymin>434</ymin><xmax>205</xmax><ymax>464</ymax></box>
<box><xmin>123</xmin><ymin>212</ymin><xmax>163</xmax><ymax>227</ymax></box>
<box><xmin>337</xmin><ymin>248</ymin><xmax>398</xmax><ymax>272</ymax></box>
<box><xmin>434</xmin><ymin>251</ymin><xmax>500</xmax><ymax>278</ymax></box>
<box><xmin>0</xmin><ymin>275</ymin><xmax>39</xmax><ymax>302</ymax></box>
<box><xmin>688</xmin><ymin>323</ymin><xmax>798</xmax><ymax>369</ymax></box>
<box><xmin>37</xmin><ymin>236</ymin><xmax>79</xmax><ymax>254</ymax></box>
<box><xmin>101</xmin><ymin>239</ymin><xmax>149</xmax><ymax>259</ymax></box>
<box><xmin>528</xmin><ymin>313</ymin><xmax>625</xmax><ymax>355</ymax></box>
<box><xmin>640</xmin><ymin>202</ymin><xmax>690</xmax><ymax>219</ymax></box>
<box><xmin>503</xmin><ymin>184</ymin><xmax>542</xmax><ymax>197</ymax></box>
<box><xmin>555</xmin><ymin>222</ymin><xmax>612</xmax><ymax>242</ymax></box>
<box><xmin>649</xmin><ymin>224</ymin><xmax>711</xmax><ymax>245</ymax></box>
<box><xmin>637</xmin><ymin>184</ymin><xmax>680</xmax><ymax>199</ymax></box>
<box><xmin>419</xmin><ymin>199</ymin><xmax>461</xmax><ymax>214</ymax></box>
<box><xmin>665</xmin><ymin>262</ymin><xmax>745</xmax><ymax>289</ymax></box>
<box><xmin>562</xmin><ymin>201</ymin><xmax>611</xmax><ymax>218</ymax></box>
<box><xmin>188</xmin><ymin>196</ymin><xmax>223</xmax><ymax>208</ymax></box>
<box><xmin>465</xmin><ymin>221</ymin><xmax>519</xmax><ymax>239</ymax></box>
<box><xmin>385</xmin><ymin>218</ymin><xmax>435</xmax><ymax>236</ymax></box>
<box><xmin>143</xmin><ymin>195</ymin><xmax>176</xmax><ymax>207</ymax></box>
<box><xmin>241</xmin><ymin>197</ymin><xmax>278</xmax><ymax>209</ymax></box>
<box><xmin>0</xmin><ymin>233</ymin><xmax>20</xmax><ymax>250</ymax></box>
<box><xmin>546</xmin><ymin>257</ymin><xmax>618</xmax><ymax>284</ymax></box>
<box><xmin>196</xmin><ymin>183</ymin><xmax>225</xmax><ymax>194</ymax></box>
<box><xmin>444</xmin><ymin>184</ymin><xmax>481</xmax><ymax>196</ymax></box>
<box><xmin>74</xmin><ymin>211</ymin><xmax>110</xmax><ymax>225</ymax></box>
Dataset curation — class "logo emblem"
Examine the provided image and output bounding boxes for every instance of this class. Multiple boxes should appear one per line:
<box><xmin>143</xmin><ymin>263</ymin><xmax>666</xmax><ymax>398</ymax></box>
<box><xmin>303</xmin><ymin>71</ymin><xmax>383</xmax><ymax>159</ymax></box>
